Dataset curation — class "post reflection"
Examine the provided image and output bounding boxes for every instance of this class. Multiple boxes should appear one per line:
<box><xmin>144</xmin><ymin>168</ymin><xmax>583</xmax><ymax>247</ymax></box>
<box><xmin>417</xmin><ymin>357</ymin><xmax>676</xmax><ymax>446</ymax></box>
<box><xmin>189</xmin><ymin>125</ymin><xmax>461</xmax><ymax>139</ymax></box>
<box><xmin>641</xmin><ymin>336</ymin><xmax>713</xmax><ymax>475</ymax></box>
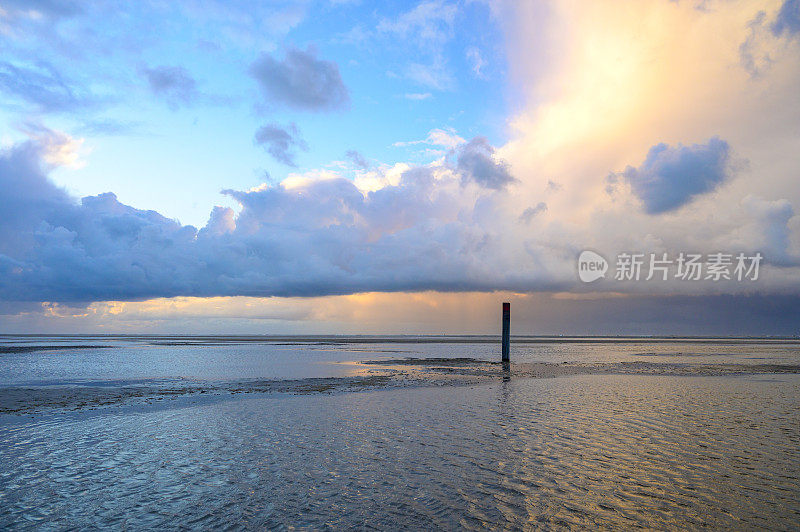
<box><xmin>501</xmin><ymin>360</ymin><xmax>511</xmax><ymax>382</ymax></box>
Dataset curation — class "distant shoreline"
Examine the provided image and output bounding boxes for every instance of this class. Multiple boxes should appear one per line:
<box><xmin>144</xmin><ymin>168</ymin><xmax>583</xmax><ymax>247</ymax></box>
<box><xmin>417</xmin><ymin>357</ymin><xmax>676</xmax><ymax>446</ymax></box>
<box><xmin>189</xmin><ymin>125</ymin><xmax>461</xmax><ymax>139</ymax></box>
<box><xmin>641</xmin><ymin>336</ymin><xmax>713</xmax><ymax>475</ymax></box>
<box><xmin>2</xmin><ymin>334</ymin><xmax>800</xmax><ymax>344</ymax></box>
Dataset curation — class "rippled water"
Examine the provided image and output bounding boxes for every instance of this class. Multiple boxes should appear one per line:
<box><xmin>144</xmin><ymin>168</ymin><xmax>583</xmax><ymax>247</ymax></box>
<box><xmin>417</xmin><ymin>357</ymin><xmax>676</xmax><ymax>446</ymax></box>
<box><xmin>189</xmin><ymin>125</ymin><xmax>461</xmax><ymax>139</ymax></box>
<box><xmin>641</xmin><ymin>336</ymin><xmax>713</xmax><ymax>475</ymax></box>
<box><xmin>1</xmin><ymin>337</ymin><xmax>800</xmax><ymax>529</ymax></box>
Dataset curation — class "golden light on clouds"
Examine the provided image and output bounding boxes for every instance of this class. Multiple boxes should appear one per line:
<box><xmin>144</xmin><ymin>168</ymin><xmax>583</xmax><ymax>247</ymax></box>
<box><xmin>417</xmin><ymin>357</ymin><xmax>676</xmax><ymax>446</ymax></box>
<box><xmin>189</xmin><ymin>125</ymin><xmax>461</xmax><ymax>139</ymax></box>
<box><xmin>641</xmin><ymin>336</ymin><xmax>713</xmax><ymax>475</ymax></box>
<box><xmin>22</xmin><ymin>292</ymin><xmax>546</xmax><ymax>334</ymax></box>
<box><xmin>502</xmin><ymin>0</ymin><xmax>796</xmax><ymax>215</ymax></box>
<box><xmin>1</xmin><ymin>0</ymin><xmax>798</xmax><ymax>334</ymax></box>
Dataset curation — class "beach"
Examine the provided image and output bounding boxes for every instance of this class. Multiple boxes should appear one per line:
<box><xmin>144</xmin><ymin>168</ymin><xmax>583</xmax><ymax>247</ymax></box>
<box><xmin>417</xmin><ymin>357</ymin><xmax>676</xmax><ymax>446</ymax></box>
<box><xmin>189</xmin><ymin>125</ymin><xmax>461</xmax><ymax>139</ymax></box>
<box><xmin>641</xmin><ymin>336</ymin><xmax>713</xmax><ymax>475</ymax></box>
<box><xmin>1</xmin><ymin>336</ymin><xmax>799</xmax><ymax>528</ymax></box>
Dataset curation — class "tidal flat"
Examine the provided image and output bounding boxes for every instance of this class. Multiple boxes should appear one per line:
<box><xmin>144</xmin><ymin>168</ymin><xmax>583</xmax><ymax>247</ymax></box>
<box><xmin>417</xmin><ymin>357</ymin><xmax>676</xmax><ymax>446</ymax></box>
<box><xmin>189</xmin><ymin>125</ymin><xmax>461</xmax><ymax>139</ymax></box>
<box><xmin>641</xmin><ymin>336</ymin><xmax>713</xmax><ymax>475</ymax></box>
<box><xmin>1</xmin><ymin>336</ymin><xmax>799</xmax><ymax>529</ymax></box>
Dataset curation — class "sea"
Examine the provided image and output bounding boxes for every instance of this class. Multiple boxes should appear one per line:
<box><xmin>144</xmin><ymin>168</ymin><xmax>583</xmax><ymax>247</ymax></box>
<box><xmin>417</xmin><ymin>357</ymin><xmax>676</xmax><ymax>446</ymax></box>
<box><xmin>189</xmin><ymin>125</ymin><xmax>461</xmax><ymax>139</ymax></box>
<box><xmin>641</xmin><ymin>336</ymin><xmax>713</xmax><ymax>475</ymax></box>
<box><xmin>1</xmin><ymin>335</ymin><xmax>799</xmax><ymax>529</ymax></box>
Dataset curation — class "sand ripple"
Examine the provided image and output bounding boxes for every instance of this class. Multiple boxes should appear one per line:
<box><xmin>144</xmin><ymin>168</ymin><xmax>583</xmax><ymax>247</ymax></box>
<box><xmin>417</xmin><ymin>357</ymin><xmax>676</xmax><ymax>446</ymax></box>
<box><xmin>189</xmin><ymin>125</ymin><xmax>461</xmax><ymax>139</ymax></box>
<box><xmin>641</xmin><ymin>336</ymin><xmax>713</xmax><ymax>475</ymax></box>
<box><xmin>1</xmin><ymin>375</ymin><xmax>798</xmax><ymax>529</ymax></box>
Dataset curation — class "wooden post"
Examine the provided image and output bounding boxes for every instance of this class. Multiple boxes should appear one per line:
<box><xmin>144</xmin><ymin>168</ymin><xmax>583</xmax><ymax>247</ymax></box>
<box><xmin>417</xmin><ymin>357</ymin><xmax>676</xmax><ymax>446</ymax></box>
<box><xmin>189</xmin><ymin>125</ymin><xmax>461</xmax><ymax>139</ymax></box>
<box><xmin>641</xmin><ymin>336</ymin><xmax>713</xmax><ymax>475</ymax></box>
<box><xmin>501</xmin><ymin>302</ymin><xmax>510</xmax><ymax>362</ymax></box>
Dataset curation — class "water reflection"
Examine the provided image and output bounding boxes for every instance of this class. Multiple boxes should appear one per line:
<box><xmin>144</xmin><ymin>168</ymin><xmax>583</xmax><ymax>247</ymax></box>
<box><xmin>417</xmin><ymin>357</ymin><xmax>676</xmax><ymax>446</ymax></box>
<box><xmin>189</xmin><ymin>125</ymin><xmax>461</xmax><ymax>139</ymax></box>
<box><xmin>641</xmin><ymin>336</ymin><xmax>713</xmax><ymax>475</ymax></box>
<box><xmin>2</xmin><ymin>336</ymin><xmax>799</xmax><ymax>387</ymax></box>
<box><xmin>1</xmin><ymin>374</ymin><xmax>798</xmax><ymax>529</ymax></box>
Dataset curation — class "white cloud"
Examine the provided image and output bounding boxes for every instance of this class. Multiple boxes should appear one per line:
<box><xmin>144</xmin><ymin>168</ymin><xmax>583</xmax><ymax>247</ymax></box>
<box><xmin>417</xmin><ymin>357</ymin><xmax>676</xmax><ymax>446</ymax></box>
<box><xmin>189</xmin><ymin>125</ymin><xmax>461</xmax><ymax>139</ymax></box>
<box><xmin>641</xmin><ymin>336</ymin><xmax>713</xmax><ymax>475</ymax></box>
<box><xmin>466</xmin><ymin>46</ymin><xmax>486</xmax><ymax>78</ymax></box>
<box><xmin>376</xmin><ymin>0</ymin><xmax>457</xmax><ymax>46</ymax></box>
<box><xmin>279</xmin><ymin>168</ymin><xmax>341</xmax><ymax>190</ymax></box>
<box><xmin>404</xmin><ymin>60</ymin><xmax>454</xmax><ymax>90</ymax></box>
<box><xmin>393</xmin><ymin>127</ymin><xmax>465</xmax><ymax>150</ymax></box>
<box><xmin>374</xmin><ymin>1</ymin><xmax>459</xmax><ymax>90</ymax></box>
<box><xmin>404</xmin><ymin>92</ymin><xmax>432</xmax><ymax>100</ymax></box>
<box><xmin>494</xmin><ymin>0</ymin><xmax>800</xmax><ymax>278</ymax></box>
<box><xmin>20</xmin><ymin>123</ymin><xmax>87</xmax><ymax>168</ymax></box>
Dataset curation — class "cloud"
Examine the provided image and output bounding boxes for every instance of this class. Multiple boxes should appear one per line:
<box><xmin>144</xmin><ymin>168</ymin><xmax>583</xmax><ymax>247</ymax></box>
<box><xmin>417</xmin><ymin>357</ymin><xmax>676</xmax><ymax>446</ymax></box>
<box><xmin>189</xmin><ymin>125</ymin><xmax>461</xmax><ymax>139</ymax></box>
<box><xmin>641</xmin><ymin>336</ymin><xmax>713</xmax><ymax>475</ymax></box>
<box><xmin>491</xmin><ymin>0</ymin><xmax>800</xmax><ymax>291</ymax></box>
<box><xmin>19</xmin><ymin>123</ymin><xmax>87</xmax><ymax>168</ymax></box>
<box><xmin>735</xmin><ymin>195</ymin><xmax>796</xmax><ymax>265</ymax></box>
<box><xmin>0</xmin><ymin>129</ymin><xmax>798</xmax><ymax>306</ymax></box>
<box><xmin>456</xmin><ymin>137</ymin><xmax>516</xmax><ymax>190</ymax></box>
<box><xmin>739</xmin><ymin>11</ymin><xmax>772</xmax><ymax>77</ymax></box>
<box><xmin>2</xmin><ymin>0</ymin><xmax>800</xmax><ymax>311</ymax></box>
<box><xmin>7</xmin><ymin>292</ymin><xmax>800</xmax><ymax>336</ymax></box>
<box><xmin>613</xmin><ymin>137</ymin><xmax>731</xmax><ymax>214</ymax></box>
<box><xmin>0</xmin><ymin>4</ymin><xmax>292</xmax><ymax>121</ymax></box>
<box><xmin>404</xmin><ymin>60</ymin><xmax>453</xmax><ymax>91</ymax></box>
<box><xmin>142</xmin><ymin>65</ymin><xmax>198</xmax><ymax>109</ymax></box>
<box><xmin>519</xmin><ymin>202</ymin><xmax>547</xmax><ymax>223</ymax></box>
<box><xmin>199</xmin><ymin>206</ymin><xmax>236</xmax><ymax>237</ymax></box>
<box><xmin>0</xmin><ymin>137</ymin><xmax>523</xmax><ymax>302</ymax></box>
<box><xmin>772</xmin><ymin>0</ymin><xmax>800</xmax><ymax>36</ymax></box>
<box><xmin>345</xmin><ymin>149</ymin><xmax>369</xmax><ymax>169</ymax></box>
<box><xmin>0</xmin><ymin>141</ymin><xmax>72</xmax><ymax>259</ymax></box>
<box><xmin>371</xmin><ymin>1</ymin><xmax>458</xmax><ymax>91</ymax></box>
<box><xmin>404</xmin><ymin>92</ymin><xmax>431</xmax><ymax>100</ymax></box>
<box><xmin>0</xmin><ymin>0</ymin><xmax>82</xmax><ymax>23</ymax></box>
<box><xmin>254</xmin><ymin>123</ymin><xmax>309</xmax><ymax>167</ymax></box>
<box><xmin>466</xmin><ymin>46</ymin><xmax>487</xmax><ymax>78</ymax></box>
<box><xmin>0</xmin><ymin>60</ymin><xmax>90</xmax><ymax>112</ymax></box>
<box><xmin>249</xmin><ymin>47</ymin><xmax>349</xmax><ymax>111</ymax></box>
<box><xmin>393</xmin><ymin>132</ymin><xmax>517</xmax><ymax>190</ymax></box>
<box><xmin>428</xmin><ymin>128</ymin><xmax>465</xmax><ymax>149</ymax></box>
<box><xmin>376</xmin><ymin>0</ymin><xmax>457</xmax><ymax>46</ymax></box>
<box><xmin>0</xmin><ymin>143</ymin><xmax>198</xmax><ymax>301</ymax></box>
<box><xmin>76</xmin><ymin>119</ymin><xmax>142</xmax><ymax>136</ymax></box>
<box><xmin>393</xmin><ymin>127</ymin><xmax>464</xmax><ymax>149</ymax></box>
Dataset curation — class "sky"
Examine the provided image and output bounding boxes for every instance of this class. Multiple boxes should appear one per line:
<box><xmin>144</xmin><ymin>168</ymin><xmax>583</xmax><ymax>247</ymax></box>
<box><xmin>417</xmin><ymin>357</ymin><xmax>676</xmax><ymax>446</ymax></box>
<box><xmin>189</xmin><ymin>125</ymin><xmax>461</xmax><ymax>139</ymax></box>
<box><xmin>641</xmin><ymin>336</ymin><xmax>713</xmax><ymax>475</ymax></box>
<box><xmin>0</xmin><ymin>0</ymin><xmax>799</xmax><ymax>335</ymax></box>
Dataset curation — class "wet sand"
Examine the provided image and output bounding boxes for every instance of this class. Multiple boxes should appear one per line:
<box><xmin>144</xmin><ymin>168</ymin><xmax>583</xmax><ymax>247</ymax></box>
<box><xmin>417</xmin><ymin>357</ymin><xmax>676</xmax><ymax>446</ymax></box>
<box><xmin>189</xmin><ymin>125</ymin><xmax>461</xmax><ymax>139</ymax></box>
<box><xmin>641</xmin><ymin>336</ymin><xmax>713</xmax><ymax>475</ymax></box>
<box><xmin>2</xmin><ymin>339</ymin><xmax>799</xmax><ymax>529</ymax></box>
<box><xmin>3</xmin><ymin>357</ymin><xmax>799</xmax><ymax>415</ymax></box>
<box><xmin>2</xmin><ymin>373</ymin><xmax>799</xmax><ymax>529</ymax></box>
<box><xmin>0</xmin><ymin>345</ymin><xmax>113</xmax><ymax>354</ymax></box>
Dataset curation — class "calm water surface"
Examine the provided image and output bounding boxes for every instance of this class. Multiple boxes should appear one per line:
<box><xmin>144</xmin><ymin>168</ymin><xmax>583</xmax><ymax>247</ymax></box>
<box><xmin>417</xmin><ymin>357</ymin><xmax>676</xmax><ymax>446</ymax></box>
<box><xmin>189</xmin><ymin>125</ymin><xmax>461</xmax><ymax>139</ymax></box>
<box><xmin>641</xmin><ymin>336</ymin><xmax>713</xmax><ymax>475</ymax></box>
<box><xmin>1</xmin><ymin>337</ymin><xmax>799</xmax><ymax>529</ymax></box>
<box><xmin>1</xmin><ymin>335</ymin><xmax>799</xmax><ymax>386</ymax></box>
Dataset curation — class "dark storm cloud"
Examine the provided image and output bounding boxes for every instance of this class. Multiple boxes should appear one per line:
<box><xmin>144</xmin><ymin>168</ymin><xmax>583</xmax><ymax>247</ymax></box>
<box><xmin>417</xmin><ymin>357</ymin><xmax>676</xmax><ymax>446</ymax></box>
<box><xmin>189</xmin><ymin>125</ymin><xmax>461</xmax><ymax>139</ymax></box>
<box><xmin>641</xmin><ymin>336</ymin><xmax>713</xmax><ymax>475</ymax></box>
<box><xmin>615</xmin><ymin>137</ymin><xmax>731</xmax><ymax>214</ymax></box>
<box><xmin>456</xmin><ymin>137</ymin><xmax>516</xmax><ymax>190</ymax></box>
<box><xmin>0</xmin><ymin>141</ymin><xmax>198</xmax><ymax>301</ymax></box>
<box><xmin>0</xmin><ymin>137</ymin><xmax>794</xmax><ymax>306</ymax></box>
<box><xmin>513</xmin><ymin>294</ymin><xmax>800</xmax><ymax>337</ymax></box>
<box><xmin>249</xmin><ymin>47</ymin><xmax>349</xmax><ymax>111</ymax></box>
<box><xmin>0</xmin><ymin>138</ymin><xmax>518</xmax><ymax>302</ymax></box>
<box><xmin>142</xmin><ymin>65</ymin><xmax>198</xmax><ymax>109</ymax></box>
<box><xmin>0</xmin><ymin>141</ymin><xmax>71</xmax><ymax>256</ymax></box>
<box><xmin>254</xmin><ymin>123</ymin><xmax>308</xmax><ymax>167</ymax></box>
<box><xmin>772</xmin><ymin>0</ymin><xmax>800</xmax><ymax>36</ymax></box>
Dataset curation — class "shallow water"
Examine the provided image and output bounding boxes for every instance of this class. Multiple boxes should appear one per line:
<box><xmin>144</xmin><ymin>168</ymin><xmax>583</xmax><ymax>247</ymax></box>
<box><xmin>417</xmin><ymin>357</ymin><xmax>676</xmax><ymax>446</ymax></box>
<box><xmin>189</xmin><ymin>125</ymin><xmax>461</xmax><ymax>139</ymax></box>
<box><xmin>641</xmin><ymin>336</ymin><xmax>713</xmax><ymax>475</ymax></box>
<box><xmin>1</xmin><ymin>374</ymin><xmax>799</xmax><ymax>529</ymax></box>
<box><xmin>1</xmin><ymin>337</ymin><xmax>799</xmax><ymax>529</ymax></box>
<box><xmin>1</xmin><ymin>335</ymin><xmax>799</xmax><ymax>386</ymax></box>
